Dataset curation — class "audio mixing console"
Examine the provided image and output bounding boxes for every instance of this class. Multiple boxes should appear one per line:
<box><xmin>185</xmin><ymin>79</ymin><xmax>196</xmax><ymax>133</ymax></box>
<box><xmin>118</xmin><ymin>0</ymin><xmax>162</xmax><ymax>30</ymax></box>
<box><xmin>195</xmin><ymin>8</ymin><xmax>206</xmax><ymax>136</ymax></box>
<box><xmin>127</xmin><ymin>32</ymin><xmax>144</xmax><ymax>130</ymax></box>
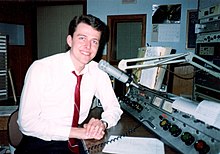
<box><xmin>119</xmin><ymin>84</ymin><xmax>220</xmax><ymax>154</ymax></box>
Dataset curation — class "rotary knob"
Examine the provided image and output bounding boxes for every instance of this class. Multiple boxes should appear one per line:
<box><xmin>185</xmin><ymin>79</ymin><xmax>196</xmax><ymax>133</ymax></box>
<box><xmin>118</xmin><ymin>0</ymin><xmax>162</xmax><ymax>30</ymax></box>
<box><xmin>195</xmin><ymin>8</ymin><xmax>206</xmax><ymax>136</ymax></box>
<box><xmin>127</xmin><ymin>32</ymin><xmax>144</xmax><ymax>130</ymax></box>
<box><xmin>194</xmin><ymin>140</ymin><xmax>210</xmax><ymax>154</ymax></box>
<box><xmin>169</xmin><ymin>124</ymin><xmax>182</xmax><ymax>137</ymax></box>
<box><xmin>181</xmin><ymin>132</ymin><xmax>195</xmax><ymax>146</ymax></box>
<box><xmin>160</xmin><ymin>119</ymin><xmax>171</xmax><ymax>131</ymax></box>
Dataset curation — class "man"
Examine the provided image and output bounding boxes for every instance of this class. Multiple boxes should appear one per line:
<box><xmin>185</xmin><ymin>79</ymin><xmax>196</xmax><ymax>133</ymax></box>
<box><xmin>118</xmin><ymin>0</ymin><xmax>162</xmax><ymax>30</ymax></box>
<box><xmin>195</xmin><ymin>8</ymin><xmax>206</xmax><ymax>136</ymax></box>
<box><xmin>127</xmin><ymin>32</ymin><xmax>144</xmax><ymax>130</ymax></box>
<box><xmin>16</xmin><ymin>14</ymin><xmax>123</xmax><ymax>153</ymax></box>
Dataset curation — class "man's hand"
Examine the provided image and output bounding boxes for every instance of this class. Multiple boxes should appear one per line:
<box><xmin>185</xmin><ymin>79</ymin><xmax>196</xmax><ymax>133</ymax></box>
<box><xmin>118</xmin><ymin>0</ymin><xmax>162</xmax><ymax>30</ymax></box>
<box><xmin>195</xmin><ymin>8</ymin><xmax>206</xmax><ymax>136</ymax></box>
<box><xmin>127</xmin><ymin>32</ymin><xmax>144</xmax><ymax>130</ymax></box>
<box><xmin>83</xmin><ymin>118</ymin><xmax>106</xmax><ymax>140</ymax></box>
<box><xmin>69</xmin><ymin>118</ymin><xmax>106</xmax><ymax>140</ymax></box>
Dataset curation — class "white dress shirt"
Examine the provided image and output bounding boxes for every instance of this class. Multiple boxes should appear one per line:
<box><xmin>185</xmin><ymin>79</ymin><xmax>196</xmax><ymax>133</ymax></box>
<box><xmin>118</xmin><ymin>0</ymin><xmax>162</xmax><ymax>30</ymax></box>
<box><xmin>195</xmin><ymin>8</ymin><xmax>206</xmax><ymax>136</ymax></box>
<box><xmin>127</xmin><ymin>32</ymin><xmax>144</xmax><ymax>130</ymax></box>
<box><xmin>17</xmin><ymin>51</ymin><xmax>123</xmax><ymax>141</ymax></box>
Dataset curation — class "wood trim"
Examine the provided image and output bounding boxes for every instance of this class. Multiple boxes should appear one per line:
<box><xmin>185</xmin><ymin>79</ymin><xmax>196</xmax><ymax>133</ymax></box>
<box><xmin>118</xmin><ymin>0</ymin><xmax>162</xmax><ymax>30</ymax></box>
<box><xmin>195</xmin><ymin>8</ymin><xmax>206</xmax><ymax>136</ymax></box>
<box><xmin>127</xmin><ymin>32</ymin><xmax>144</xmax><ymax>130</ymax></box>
<box><xmin>107</xmin><ymin>14</ymin><xmax>146</xmax><ymax>65</ymax></box>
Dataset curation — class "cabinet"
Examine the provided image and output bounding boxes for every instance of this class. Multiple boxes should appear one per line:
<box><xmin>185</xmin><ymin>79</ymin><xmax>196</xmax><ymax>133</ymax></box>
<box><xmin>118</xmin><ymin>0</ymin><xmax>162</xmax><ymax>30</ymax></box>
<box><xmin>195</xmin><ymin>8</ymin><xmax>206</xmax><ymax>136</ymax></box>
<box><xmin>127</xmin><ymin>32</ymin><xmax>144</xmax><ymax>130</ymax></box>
<box><xmin>0</xmin><ymin>116</ymin><xmax>9</xmax><ymax>145</ymax></box>
<box><xmin>193</xmin><ymin>0</ymin><xmax>220</xmax><ymax>102</ymax></box>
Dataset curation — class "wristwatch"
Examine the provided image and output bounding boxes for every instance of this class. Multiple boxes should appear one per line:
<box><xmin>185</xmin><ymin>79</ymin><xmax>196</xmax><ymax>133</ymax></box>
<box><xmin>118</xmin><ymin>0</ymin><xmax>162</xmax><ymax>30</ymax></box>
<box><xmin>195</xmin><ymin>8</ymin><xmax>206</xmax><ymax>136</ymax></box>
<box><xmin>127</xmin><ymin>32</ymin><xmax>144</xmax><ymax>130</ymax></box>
<box><xmin>101</xmin><ymin>120</ymin><xmax>108</xmax><ymax>129</ymax></box>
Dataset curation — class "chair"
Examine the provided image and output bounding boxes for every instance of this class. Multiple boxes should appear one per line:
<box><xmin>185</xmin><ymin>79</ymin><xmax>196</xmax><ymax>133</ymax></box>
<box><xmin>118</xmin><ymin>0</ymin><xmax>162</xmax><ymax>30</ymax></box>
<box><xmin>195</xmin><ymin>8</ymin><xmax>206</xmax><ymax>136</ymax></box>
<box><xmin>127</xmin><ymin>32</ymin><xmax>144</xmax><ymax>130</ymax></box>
<box><xmin>7</xmin><ymin>109</ymin><xmax>23</xmax><ymax>153</ymax></box>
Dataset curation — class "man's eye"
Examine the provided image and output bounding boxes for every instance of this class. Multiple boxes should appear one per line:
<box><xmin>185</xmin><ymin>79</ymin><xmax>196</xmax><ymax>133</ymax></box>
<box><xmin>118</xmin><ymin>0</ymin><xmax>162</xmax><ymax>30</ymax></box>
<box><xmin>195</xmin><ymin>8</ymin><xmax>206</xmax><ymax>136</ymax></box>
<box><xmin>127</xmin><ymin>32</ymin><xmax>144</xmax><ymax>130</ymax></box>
<box><xmin>93</xmin><ymin>40</ymin><xmax>99</xmax><ymax>45</ymax></box>
<box><xmin>79</xmin><ymin>36</ymin><xmax>85</xmax><ymax>40</ymax></box>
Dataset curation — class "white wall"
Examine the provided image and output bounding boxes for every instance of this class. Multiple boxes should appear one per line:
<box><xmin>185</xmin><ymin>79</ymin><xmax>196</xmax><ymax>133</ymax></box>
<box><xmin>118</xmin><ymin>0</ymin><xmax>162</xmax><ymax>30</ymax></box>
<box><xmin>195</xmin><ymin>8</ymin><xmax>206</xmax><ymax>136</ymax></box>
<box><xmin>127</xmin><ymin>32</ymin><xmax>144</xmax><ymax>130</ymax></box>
<box><xmin>87</xmin><ymin>0</ymin><xmax>198</xmax><ymax>55</ymax></box>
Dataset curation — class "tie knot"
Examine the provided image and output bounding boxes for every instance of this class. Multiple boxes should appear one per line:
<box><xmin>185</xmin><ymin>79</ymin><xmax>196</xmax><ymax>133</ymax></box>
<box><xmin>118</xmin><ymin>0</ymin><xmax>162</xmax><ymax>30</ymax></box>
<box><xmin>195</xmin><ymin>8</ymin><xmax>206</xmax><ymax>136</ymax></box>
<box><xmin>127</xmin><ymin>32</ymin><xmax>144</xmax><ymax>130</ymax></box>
<box><xmin>72</xmin><ymin>71</ymin><xmax>82</xmax><ymax>82</ymax></box>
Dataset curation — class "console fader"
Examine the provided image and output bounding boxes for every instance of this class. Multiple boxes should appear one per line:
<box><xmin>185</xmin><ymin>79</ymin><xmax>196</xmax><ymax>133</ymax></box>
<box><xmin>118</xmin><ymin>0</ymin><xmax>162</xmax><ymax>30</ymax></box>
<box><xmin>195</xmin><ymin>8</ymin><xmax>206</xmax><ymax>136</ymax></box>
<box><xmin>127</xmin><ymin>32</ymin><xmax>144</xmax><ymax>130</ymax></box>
<box><xmin>118</xmin><ymin>84</ymin><xmax>220</xmax><ymax>154</ymax></box>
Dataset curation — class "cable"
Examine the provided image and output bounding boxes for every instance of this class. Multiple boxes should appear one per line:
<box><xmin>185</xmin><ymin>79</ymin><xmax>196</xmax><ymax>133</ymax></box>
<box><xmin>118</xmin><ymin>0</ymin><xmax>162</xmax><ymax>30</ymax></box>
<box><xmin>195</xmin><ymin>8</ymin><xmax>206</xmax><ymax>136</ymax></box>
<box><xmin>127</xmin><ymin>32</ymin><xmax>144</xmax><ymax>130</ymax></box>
<box><xmin>161</xmin><ymin>66</ymin><xmax>198</xmax><ymax>80</ymax></box>
<box><xmin>132</xmin><ymin>65</ymin><xmax>200</xmax><ymax>81</ymax></box>
<box><xmin>84</xmin><ymin>123</ymin><xmax>142</xmax><ymax>153</ymax></box>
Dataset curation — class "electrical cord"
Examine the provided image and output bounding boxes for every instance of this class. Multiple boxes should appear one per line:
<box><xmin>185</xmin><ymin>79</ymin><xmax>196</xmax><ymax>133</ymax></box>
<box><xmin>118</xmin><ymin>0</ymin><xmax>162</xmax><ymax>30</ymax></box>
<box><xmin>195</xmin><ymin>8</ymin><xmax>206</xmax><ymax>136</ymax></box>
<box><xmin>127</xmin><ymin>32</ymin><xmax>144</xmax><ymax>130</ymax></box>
<box><xmin>132</xmin><ymin>65</ymin><xmax>200</xmax><ymax>81</ymax></box>
<box><xmin>84</xmin><ymin>122</ymin><xmax>142</xmax><ymax>153</ymax></box>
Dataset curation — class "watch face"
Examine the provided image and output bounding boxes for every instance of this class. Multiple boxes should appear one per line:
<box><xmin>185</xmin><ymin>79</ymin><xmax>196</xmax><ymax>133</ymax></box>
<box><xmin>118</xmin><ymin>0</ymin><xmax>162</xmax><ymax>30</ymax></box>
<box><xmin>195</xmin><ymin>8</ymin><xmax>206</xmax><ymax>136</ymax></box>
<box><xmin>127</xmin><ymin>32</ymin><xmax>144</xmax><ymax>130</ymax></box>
<box><xmin>102</xmin><ymin>120</ymin><xmax>108</xmax><ymax>128</ymax></box>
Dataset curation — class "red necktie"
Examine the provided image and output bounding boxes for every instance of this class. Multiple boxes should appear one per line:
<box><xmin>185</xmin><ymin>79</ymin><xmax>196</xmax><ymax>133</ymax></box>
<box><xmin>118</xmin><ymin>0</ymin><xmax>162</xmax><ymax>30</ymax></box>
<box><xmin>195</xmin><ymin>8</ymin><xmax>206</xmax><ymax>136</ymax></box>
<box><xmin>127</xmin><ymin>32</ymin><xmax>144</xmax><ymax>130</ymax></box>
<box><xmin>68</xmin><ymin>71</ymin><xmax>82</xmax><ymax>153</ymax></box>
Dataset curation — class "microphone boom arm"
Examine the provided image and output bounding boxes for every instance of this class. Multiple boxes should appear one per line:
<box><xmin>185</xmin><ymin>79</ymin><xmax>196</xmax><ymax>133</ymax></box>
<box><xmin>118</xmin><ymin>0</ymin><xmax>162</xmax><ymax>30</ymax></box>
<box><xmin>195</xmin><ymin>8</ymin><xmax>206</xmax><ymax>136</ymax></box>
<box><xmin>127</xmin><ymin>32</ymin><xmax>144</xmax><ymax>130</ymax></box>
<box><xmin>118</xmin><ymin>52</ymin><xmax>220</xmax><ymax>79</ymax></box>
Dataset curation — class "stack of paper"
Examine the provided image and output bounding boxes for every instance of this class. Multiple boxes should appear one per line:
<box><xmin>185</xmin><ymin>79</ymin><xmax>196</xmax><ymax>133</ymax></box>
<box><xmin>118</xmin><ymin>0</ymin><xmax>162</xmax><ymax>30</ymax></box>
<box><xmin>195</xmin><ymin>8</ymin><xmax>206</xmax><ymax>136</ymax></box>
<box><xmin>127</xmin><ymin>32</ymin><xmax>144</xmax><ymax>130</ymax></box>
<box><xmin>172</xmin><ymin>98</ymin><xmax>220</xmax><ymax>129</ymax></box>
<box><xmin>102</xmin><ymin>135</ymin><xmax>164</xmax><ymax>154</ymax></box>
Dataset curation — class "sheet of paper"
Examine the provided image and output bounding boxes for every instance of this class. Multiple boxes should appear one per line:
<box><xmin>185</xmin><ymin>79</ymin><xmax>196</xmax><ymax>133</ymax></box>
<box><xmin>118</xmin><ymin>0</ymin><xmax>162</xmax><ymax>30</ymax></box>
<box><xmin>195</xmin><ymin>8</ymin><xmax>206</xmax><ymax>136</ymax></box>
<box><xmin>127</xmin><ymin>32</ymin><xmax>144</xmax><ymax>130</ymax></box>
<box><xmin>102</xmin><ymin>135</ymin><xmax>164</xmax><ymax>154</ymax></box>
<box><xmin>158</xmin><ymin>24</ymin><xmax>180</xmax><ymax>42</ymax></box>
<box><xmin>194</xmin><ymin>100</ymin><xmax>220</xmax><ymax>129</ymax></box>
<box><xmin>172</xmin><ymin>97</ymin><xmax>198</xmax><ymax>115</ymax></box>
<box><xmin>139</xmin><ymin>47</ymin><xmax>171</xmax><ymax>90</ymax></box>
<box><xmin>172</xmin><ymin>98</ymin><xmax>220</xmax><ymax>129</ymax></box>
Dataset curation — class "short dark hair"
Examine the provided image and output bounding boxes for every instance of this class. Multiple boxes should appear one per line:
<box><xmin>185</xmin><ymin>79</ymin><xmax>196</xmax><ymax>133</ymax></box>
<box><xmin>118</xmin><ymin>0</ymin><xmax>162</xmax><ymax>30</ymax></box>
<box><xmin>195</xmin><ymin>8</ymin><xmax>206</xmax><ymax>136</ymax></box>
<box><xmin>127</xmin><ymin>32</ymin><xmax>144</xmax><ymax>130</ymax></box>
<box><xmin>67</xmin><ymin>14</ymin><xmax>109</xmax><ymax>54</ymax></box>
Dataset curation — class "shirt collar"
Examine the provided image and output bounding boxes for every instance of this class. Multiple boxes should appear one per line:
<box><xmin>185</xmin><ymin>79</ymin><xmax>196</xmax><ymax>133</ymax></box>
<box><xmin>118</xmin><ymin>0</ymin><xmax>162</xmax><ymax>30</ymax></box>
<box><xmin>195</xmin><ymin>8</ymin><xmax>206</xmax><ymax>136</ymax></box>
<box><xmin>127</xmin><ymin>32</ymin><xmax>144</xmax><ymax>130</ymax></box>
<box><xmin>65</xmin><ymin>50</ymin><xmax>89</xmax><ymax>75</ymax></box>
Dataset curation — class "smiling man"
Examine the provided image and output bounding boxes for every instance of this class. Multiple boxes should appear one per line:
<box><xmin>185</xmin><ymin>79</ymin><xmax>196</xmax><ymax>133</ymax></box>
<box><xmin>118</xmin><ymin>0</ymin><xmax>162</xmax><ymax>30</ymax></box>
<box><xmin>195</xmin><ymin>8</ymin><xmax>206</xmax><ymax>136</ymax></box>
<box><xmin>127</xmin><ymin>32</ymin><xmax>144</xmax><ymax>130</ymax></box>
<box><xmin>16</xmin><ymin>14</ymin><xmax>123</xmax><ymax>154</ymax></box>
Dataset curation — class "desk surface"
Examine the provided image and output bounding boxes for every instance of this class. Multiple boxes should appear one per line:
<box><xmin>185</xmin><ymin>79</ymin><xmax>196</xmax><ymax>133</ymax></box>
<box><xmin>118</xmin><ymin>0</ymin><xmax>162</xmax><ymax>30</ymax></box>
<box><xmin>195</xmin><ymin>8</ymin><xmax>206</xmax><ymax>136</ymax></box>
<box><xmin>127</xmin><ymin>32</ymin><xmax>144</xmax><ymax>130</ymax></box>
<box><xmin>83</xmin><ymin>107</ymin><xmax>178</xmax><ymax>154</ymax></box>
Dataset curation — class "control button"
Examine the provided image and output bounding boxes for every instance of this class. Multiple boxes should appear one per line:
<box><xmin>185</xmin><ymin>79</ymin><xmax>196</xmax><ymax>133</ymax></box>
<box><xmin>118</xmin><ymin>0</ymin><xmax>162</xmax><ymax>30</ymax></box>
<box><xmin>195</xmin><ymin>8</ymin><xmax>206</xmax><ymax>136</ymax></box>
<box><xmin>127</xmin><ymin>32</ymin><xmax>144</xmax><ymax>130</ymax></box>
<box><xmin>159</xmin><ymin>115</ymin><xmax>163</xmax><ymax>120</ymax></box>
<box><xmin>139</xmin><ymin>116</ymin><xmax>143</xmax><ymax>120</ymax></box>
<box><xmin>181</xmin><ymin>132</ymin><xmax>195</xmax><ymax>146</ymax></box>
<box><xmin>160</xmin><ymin>119</ymin><xmax>170</xmax><ymax>131</ymax></box>
<box><xmin>207</xmin><ymin>36</ymin><xmax>210</xmax><ymax>40</ymax></box>
<box><xmin>145</xmin><ymin>96</ymin><xmax>150</xmax><ymax>100</ymax></box>
<box><xmin>119</xmin><ymin>96</ymin><xmax>129</xmax><ymax>103</ymax></box>
<box><xmin>169</xmin><ymin>124</ymin><xmax>182</xmax><ymax>137</ymax></box>
<box><xmin>145</xmin><ymin>120</ymin><xmax>156</xmax><ymax>130</ymax></box>
<box><xmin>182</xmin><ymin>114</ymin><xmax>190</xmax><ymax>118</ymax></box>
<box><xmin>133</xmin><ymin>101</ymin><xmax>143</xmax><ymax>112</ymax></box>
<box><xmin>194</xmin><ymin>140</ymin><xmax>210</xmax><ymax>154</ymax></box>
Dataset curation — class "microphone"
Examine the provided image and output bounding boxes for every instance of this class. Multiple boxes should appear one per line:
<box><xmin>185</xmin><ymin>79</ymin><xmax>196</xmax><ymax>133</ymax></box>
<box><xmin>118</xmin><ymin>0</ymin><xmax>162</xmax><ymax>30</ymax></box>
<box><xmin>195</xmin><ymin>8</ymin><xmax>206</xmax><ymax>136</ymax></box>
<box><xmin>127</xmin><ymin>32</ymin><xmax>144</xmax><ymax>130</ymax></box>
<box><xmin>98</xmin><ymin>60</ymin><xmax>139</xmax><ymax>88</ymax></box>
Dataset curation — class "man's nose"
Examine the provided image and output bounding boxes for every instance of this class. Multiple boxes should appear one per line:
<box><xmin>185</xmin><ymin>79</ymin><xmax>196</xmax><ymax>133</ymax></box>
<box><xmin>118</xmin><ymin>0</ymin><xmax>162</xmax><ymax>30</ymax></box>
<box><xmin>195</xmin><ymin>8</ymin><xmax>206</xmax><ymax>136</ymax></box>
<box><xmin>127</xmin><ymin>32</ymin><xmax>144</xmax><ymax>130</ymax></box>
<box><xmin>84</xmin><ymin>40</ymin><xmax>91</xmax><ymax>49</ymax></box>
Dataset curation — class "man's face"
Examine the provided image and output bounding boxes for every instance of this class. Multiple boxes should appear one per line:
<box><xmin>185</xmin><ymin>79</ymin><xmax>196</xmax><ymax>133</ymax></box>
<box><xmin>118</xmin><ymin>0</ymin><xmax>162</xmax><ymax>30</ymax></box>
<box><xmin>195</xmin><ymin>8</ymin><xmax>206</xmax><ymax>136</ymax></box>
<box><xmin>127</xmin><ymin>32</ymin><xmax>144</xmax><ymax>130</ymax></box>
<box><xmin>67</xmin><ymin>23</ymin><xmax>101</xmax><ymax>67</ymax></box>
